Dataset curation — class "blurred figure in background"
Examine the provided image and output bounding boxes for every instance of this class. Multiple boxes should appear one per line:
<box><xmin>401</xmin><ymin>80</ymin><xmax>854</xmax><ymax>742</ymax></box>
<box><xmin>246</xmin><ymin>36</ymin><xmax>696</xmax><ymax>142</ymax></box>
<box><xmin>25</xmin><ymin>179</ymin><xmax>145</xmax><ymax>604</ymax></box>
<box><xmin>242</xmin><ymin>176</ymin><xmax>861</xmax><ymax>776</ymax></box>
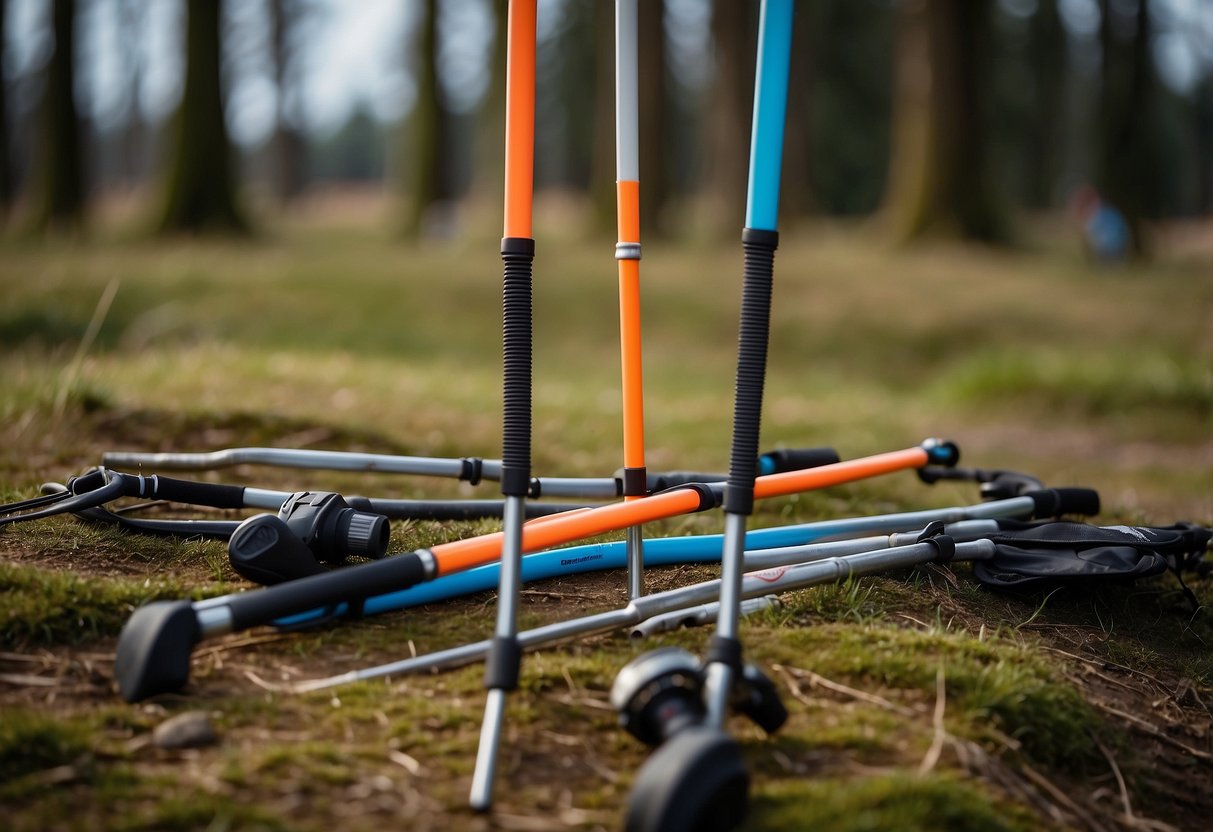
<box><xmin>1070</xmin><ymin>184</ymin><xmax>1129</xmax><ymax>263</ymax></box>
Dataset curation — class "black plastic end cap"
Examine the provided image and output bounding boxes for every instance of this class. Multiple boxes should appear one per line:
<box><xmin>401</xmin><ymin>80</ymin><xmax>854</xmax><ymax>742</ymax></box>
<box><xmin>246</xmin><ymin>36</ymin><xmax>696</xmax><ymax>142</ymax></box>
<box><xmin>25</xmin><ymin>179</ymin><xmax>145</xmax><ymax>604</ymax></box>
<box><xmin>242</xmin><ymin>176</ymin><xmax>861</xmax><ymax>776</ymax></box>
<box><xmin>1027</xmin><ymin>487</ymin><xmax>1101</xmax><ymax>518</ymax></box>
<box><xmin>624</xmin><ymin>727</ymin><xmax>749</xmax><ymax>832</ymax></box>
<box><xmin>922</xmin><ymin>439</ymin><xmax>960</xmax><ymax>467</ymax></box>
<box><xmin>114</xmin><ymin>600</ymin><xmax>201</xmax><ymax>702</ymax></box>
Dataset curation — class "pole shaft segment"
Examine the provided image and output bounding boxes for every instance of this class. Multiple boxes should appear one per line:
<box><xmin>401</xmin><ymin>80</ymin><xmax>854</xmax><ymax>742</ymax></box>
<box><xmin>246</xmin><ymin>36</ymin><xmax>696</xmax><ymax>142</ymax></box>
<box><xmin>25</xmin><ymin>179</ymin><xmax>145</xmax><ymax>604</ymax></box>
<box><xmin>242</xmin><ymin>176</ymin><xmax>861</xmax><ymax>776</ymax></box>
<box><xmin>615</xmin><ymin>0</ymin><xmax>647</xmax><ymax>599</ymax></box>
<box><xmin>473</xmin><ymin>0</ymin><xmax>538</xmax><ymax>812</ymax></box>
<box><xmin>706</xmin><ymin>0</ymin><xmax>795</xmax><ymax>730</ymax></box>
<box><xmin>503</xmin><ymin>1</ymin><xmax>535</xmax><ymax>240</ymax></box>
<box><xmin>744</xmin><ymin>0</ymin><xmax>794</xmax><ymax>233</ymax></box>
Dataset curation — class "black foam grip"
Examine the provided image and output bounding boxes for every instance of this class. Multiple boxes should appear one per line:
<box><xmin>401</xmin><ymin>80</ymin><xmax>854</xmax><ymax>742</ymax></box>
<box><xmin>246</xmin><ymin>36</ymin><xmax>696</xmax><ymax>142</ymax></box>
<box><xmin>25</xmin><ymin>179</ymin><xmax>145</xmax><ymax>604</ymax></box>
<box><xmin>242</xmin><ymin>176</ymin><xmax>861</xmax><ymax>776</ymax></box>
<box><xmin>117</xmin><ymin>473</ymin><xmax>246</xmax><ymax>509</ymax></box>
<box><xmin>1028</xmin><ymin>488</ymin><xmax>1101</xmax><ymax>518</ymax></box>
<box><xmin>484</xmin><ymin>635</ymin><xmax>523</xmax><ymax>691</ymax></box>
<box><xmin>500</xmin><ymin>237</ymin><xmax>535</xmax><ymax>497</ymax></box>
<box><xmin>226</xmin><ymin>551</ymin><xmax>428</xmax><ymax>630</ymax></box>
<box><xmin>348</xmin><ymin>497</ymin><xmax>588</xmax><ymax>521</ymax></box>
<box><xmin>723</xmin><ymin>229</ymin><xmax>778</xmax><ymax>516</ymax></box>
<box><xmin>647</xmin><ymin>471</ymin><xmax>724</xmax><ymax>491</ymax></box>
<box><xmin>760</xmin><ymin>447</ymin><xmax>841</xmax><ymax>474</ymax></box>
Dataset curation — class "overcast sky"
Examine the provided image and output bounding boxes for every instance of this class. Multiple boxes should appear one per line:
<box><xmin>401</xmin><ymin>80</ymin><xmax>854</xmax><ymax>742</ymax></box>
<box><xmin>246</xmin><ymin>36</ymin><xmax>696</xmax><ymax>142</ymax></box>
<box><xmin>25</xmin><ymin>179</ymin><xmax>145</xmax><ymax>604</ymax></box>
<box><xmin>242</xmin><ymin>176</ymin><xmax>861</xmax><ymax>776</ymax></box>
<box><xmin>2</xmin><ymin>0</ymin><xmax>1209</xmax><ymax>148</ymax></box>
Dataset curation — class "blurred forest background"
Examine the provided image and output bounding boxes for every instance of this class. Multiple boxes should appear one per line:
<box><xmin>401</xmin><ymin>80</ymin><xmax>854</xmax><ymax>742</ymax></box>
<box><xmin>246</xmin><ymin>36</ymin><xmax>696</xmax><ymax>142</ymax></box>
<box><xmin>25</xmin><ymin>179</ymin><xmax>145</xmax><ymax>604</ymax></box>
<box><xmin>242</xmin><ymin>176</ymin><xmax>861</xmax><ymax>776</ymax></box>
<box><xmin>2</xmin><ymin>0</ymin><xmax>1211</xmax><ymax>255</ymax></box>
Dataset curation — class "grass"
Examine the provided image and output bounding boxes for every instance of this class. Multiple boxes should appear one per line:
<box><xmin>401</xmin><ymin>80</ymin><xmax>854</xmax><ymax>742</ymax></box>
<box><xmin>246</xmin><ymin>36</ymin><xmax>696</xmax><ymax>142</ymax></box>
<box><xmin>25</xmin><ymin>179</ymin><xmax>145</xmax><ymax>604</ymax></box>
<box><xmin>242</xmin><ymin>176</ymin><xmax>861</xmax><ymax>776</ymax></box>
<box><xmin>0</xmin><ymin>708</ymin><xmax>95</xmax><ymax>782</ymax></box>
<box><xmin>0</xmin><ymin>560</ymin><xmax>237</xmax><ymax>646</ymax></box>
<box><xmin>1</xmin><ymin>215</ymin><xmax>1211</xmax><ymax>830</ymax></box>
<box><xmin>748</xmin><ymin>772</ymin><xmax>1042</xmax><ymax>832</ymax></box>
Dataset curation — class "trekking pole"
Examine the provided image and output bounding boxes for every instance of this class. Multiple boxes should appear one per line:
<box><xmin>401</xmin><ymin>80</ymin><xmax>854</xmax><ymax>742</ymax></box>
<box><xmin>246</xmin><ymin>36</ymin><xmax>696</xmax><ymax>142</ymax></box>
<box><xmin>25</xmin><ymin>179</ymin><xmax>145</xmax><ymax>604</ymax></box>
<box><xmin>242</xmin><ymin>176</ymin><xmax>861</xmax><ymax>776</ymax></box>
<box><xmin>99</xmin><ymin>445</ymin><xmax>835</xmax><ymax>501</ymax></box>
<box><xmin>293</xmin><ymin>526</ymin><xmax>1002</xmax><ymax>691</ymax></box>
<box><xmin>230</xmin><ymin>509</ymin><xmax>1212</xmax><ymax>698</ymax></box>
<box><xmin>113</xmin><ymin>441</ymin><xmax>957</xmax><ymax>702</ymax></box>
<box><xmin>116</xmin><ymin>488</ymin><xmax>1093</xmax><ymax>671</ymax></box>
<box><xmin>260</xmin><ymin>486</ymin><xmax>1096</xmax><ymax>616</ymax></box>
<box><xmin>620</xmin><ymin>2</ymin><xmax>794</xmax><ymax>827</ymax></box>
<box><xmin>615</xmin><ymin>0</ymin><xmax>648</xmax><ymax>600</ymax></box>
<box><xmin>13</xmin><ymin>470</ymin><xmax>591</xmax><ymax>527</ymax></box>
<box><xmin>469</xmin><ymin>0</ymin><xmax>537</xmax><ymax>810</ymax></box>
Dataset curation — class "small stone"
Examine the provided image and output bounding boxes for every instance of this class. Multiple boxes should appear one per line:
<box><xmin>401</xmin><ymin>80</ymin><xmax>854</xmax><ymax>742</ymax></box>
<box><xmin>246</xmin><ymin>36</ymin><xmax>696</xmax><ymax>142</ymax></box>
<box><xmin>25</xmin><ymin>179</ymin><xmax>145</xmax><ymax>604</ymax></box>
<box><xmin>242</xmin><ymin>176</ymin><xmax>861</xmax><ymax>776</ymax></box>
<box><xmin>152</xmin><ymin>711</ymin><xmax>217</xmax><ymax>749</ymax></box>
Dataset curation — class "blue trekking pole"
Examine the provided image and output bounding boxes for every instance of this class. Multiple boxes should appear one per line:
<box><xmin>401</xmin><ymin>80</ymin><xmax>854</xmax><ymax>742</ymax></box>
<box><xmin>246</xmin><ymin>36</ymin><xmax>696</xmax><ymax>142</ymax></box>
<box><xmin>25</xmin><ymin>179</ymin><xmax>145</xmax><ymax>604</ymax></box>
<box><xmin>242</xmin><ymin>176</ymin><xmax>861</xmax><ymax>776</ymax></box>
<box><xmin>613</xmin><ymin>3</ymin><xmax>796</xmax><ymax>828</ymax></box>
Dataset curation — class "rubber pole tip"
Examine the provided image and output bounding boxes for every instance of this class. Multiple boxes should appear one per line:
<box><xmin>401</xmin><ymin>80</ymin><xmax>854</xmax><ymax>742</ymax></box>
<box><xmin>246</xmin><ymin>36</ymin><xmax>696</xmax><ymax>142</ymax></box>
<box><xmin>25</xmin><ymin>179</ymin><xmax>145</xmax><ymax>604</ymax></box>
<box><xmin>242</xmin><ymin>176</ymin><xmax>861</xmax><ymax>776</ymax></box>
<box><xmin>625</xmin><ymin>727</ymin><xmax>749</xmax><ymax>832</ymax></box>
<box><xmin>114</xmin><ymin>600</ymin><xmax>201</xmax><ymax>702</ymax></box>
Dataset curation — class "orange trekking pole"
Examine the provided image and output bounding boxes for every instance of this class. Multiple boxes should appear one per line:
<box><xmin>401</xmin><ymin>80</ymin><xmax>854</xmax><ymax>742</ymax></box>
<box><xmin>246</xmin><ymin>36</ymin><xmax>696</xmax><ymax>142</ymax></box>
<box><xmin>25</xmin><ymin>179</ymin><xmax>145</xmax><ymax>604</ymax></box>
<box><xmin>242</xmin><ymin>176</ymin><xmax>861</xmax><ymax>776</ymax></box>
<box><xmin>113</xmin><ymin>439</ymin><xmax>958</xmax><ymax>703</ymax></box>
<box><xmin>470</xmin><ymin>0</ymin><xmax>538</xmax><ymax>811</ymax></box>
<box><xmin>615</xmin><ymin>0</ymin><xmax>648</xmax><ymax>600</ymax></box>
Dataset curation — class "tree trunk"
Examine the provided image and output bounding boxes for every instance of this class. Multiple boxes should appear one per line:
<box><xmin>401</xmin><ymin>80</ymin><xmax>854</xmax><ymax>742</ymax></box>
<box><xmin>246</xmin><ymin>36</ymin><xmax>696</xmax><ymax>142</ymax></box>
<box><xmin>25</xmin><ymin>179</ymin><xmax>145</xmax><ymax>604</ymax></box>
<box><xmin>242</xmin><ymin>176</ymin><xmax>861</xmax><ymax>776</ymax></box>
<box><xmin>882</xmin><ymin>0</ymin><xmax>1009</xmax><ymax>243</ymax></box>
<box><xmin>780</xmin><ymin>3</ymin><xmax>814</xmax><ymax>220</ymax></box>
<box><xmin>0</xmin><ymin>0</ymin><xmax>11</xmax><ymax>214</ymax></box>
<box><xmin>31</xmin><ymin>0</ymin><xmax>85</xmax><ymax>230</ymax></box>
<box><xmin>1095</xmin><ymin>0</ymin><xmax>1150</xmax><ymax>256</ymax></box>
<box><xmin>1197</xmin><ymin>78</ymin><xmax>1213</xmax><ymax>214</ymax></box>
<box><xmin>270</xmin><ymin>0</ymin><xmax>307</xmax><ymax>204</ymax></box>
<box><xmin>703</xmin><ymin>0</ymin><xmax>755</xmax><ymax>233</ymax></box>
<box><xmin>157</xmin><ymin>0</ymin><xmax>246</xmax><ymax>233</ymax></box>
<box><xmin>402</xmin><ymin>0</ymin><xmax>455</xmax><ymax>238</ymax></box>
<box><xmin>118</xmin><ymin>0</ymin><xmax>147</xmax><ymax>187</ymax></box>
<box><xmin>1024</xmin><ymin>0</ymin><xmax>1067</xmax><ymax>210</ymax></box>
<box><xmin>636</xmin><ymin>0</ymin><xmax>666</xmax><ymax>236</ymax></box>
<box><xmin>471</xmin><ymin>0</ymin><xmax>507</xmax><ymax>202</ymax></box>
<box><xmin>589</xmin><ymin>0</ymin><xmax>615</xmax><ymax>233</ymax></box>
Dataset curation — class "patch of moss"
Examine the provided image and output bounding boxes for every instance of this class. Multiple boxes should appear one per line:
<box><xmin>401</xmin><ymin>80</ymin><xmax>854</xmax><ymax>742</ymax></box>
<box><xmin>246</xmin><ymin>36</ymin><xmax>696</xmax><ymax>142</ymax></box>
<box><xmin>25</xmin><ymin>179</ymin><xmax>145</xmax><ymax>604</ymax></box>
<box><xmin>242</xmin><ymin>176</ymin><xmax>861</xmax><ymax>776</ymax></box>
<box><xmin>0</xmin><ymin>708</ymin><xmax>93</xmax><ymax>781</ymax></box>
<box><xmin>758</xmin><ymin>622</ymin><xmax>1104</xmax><ymax>771</ymax></box>
<box><xmin>748</xmin><ymin>771</ymin><xmax>1043</xmax><ymax>832</ymax></box>
<box><xmin>0</xmin><ymin>561</ymin><xmax>232</xmax><ymax>646</ymax></box>
<box><xmin>111</xmin><ymin>795</ymin><xmax>293</xmax><ymax>832</ymax></box>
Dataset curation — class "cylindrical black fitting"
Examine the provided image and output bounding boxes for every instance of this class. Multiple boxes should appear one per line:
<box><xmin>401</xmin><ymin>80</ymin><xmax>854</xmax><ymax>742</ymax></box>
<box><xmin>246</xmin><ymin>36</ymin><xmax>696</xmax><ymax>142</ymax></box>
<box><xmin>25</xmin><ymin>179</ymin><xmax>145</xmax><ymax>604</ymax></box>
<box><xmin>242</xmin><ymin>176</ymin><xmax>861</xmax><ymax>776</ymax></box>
<box><xmin>500</xmin><ymin>237</ymin><xmax>535</xmax><ymax>498</ymax></box>
<box><xmin>621</xmin><ymin>467</ymin><xmax>648</xmax><ymax>498</ymax></box>
<box><xmin>705</xmin><ymin>635</ymin><xmax>744</xmax><ymax>673</ymax></box>
<box><xmin>484</xmin><ymin>635</ymin><xmax>523</xmax><ymax>691</ymax></box>
<box><xmin>723</xmin><ymin>228</ymin><xmax>778</xmax><ymax>516</ymax></box>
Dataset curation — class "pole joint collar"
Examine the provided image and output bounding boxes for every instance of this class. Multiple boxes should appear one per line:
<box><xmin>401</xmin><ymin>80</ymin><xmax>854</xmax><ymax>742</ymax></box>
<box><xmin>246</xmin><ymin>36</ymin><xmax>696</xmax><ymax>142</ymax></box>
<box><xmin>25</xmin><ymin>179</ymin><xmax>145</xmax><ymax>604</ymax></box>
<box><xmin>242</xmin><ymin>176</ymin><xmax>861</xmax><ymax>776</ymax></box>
<box><xmin>615</xmin><ymin>242</ymin><xmax>642</xmax><ymax>261</ymax></box>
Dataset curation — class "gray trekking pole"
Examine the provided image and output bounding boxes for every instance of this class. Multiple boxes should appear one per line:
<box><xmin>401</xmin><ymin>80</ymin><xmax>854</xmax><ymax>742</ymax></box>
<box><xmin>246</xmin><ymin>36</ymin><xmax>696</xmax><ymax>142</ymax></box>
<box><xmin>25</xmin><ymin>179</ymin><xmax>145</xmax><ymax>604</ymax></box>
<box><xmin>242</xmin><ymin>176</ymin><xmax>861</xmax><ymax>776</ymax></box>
<box><xmin>288</xmin><ymin>519</ymin><xmax>1009</xmax><ymax>693</ymax></box>
<box><xmin>469</xmin><ymin>0</ymin><xmax>537</xmax><ymax>811</ymax></box>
